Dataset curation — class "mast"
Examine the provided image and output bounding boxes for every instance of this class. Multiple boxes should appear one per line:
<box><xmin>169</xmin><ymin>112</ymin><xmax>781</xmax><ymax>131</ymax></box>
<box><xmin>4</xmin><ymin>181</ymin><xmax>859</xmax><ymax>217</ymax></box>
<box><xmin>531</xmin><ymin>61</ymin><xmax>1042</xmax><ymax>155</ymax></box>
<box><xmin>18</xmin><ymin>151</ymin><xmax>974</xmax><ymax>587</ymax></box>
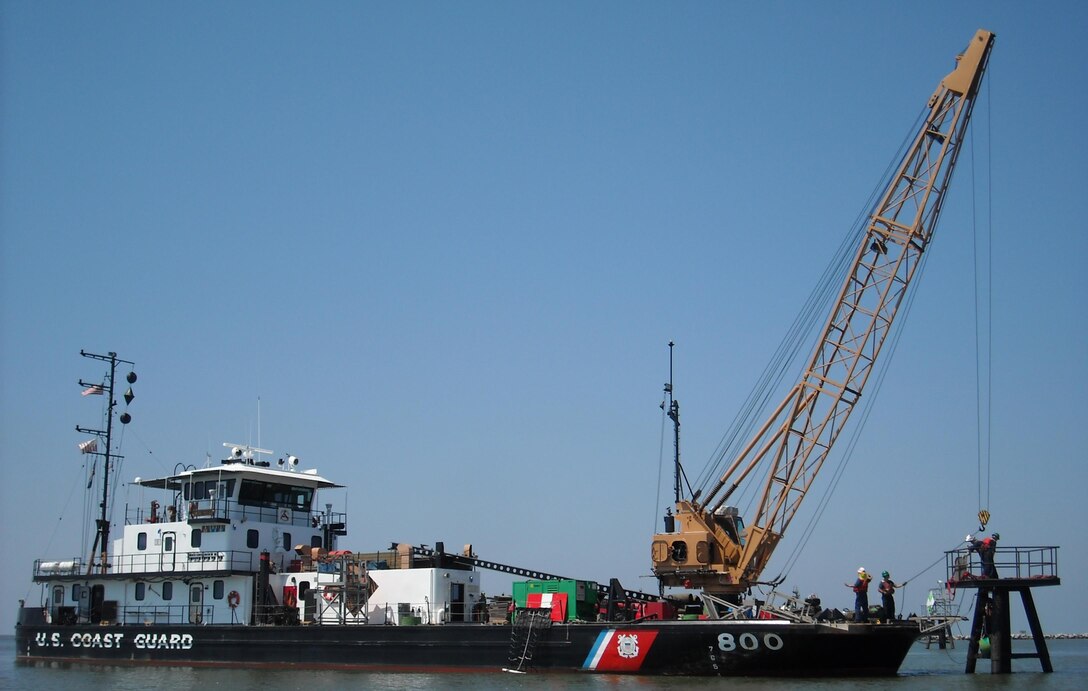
<box><xmin>664</xmin><ymin>341</ymin><xmax>681</xmax><ymax>504</ymax></box>
<box><xmin>651</xmin><ymin>29</ymin><xmax>996</xmax><ymax>595</ymax></box>
<box><xmin>77</xmin><ymin>350</ymin><xmax>136</xmax><ymax>575</ymax></box>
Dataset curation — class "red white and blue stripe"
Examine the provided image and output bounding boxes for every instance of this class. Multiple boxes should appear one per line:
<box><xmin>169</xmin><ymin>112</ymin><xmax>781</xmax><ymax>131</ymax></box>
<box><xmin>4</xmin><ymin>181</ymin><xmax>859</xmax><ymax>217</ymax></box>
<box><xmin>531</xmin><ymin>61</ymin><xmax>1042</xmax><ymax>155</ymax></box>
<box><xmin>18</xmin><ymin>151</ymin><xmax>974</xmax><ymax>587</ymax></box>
<box><xmin>582</xmin><ymin>629</ymin><xmax>659</xmax><ymax>672</ymax></box>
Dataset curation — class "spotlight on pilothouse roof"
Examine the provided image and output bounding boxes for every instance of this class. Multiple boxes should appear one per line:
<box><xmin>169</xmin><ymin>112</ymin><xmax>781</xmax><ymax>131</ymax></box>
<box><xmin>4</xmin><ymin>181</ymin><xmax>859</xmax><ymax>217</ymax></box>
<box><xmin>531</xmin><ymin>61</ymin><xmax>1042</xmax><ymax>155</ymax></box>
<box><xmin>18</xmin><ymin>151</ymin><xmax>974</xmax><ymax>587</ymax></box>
<box><xmin>223</xmin><ymin>442</ymin><xmax>273</xmax><ymax>465</ymax></box>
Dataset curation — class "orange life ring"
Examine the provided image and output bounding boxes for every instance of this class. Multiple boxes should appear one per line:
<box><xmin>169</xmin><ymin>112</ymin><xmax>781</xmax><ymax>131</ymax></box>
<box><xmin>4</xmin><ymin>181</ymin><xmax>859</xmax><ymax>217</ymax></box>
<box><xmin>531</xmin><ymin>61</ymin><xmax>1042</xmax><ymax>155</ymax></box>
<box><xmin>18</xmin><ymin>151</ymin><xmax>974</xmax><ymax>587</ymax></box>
<box><xmin>227</xmin><ymin>590</ymin><xmax>241</xmax><ymax>608</ymax></box>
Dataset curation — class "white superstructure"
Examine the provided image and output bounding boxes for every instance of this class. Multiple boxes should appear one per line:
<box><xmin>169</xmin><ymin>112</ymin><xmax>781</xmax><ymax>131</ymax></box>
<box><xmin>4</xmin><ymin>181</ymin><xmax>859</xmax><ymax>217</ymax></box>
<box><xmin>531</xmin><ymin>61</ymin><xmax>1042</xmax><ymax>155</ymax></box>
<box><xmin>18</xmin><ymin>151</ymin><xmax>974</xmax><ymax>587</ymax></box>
<box><xmin>33</xmin><ymin>446</ymin><xmax>482</xmax><ymax>628</ymax></box>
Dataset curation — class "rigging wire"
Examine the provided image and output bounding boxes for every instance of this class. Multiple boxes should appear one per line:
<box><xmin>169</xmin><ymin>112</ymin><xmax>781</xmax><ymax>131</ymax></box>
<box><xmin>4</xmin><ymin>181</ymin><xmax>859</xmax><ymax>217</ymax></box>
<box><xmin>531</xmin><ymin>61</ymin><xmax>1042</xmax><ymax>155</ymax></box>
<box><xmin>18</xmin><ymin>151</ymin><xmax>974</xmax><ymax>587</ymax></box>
<box><xmin>986</xmin><ymin>75</ymin><xmax>994</xmax><ymax>514</ymax></box>
<box><xmin>81</xmin><ymin>455</ymin><xmax>92</xmax><ymax>567</ymax></box>
<box><xmin>972</xmin><ymin>76</ymin><xmax>994</xmax><ymax>521</ymax></box>
<box><xmin>745</xmin><ymin>106</ymin><xmax>938</xmax><ymax>581</ymax></box>
<box><xmin>25</xmin><ymin>452</ymin><xmax>92</xmax><ymax>603</ymax></box>
<box><xmin>109</xmin><ymin>421</ymin><xmax>128</xmax><ymax>532</ymax></box>
<box><xmin>81</xmin><ymin>390</ymin><xmax>111</xmax><ymax>565</ymax></box>
<box><xmin>691</xmin><ymin>106</ymin><xmax>930</xmax><ymax>505</ymax></box>
<box><xmin>775</xmin><ymin>239</ymin><xmax>934</xmax><ymax>582</ymax></box>
<box><xmin>118</xmin><ymin>427</ymin><xmax>171</xmax><ymax>522</ymax></box>
<box><xmin>653</xmin><ymin>402</ymin><xmax>667</xmax><ymax>536</ymax></box>
<box><xmin>126</xmin><ymin>428</ymin><xmax>173</xmax><ymax>476</ymax></box>
<box><xmin>878</xmin><ymin>538</ymin><xmax>970</xmax><ymax>629</ymax></box>
<box><xmin>776</xmin><ymin>85</ymin><xmax>995</xmax><ymax>582</ymax></box>
<box><xmin>691</xmin><ymin>229</ymin><xmax>853</xmax><ymax>495</ymax></box>
<box><xmin>899</xmin><ymin>540</ymin><xmax>965</xmax><ymax>587</ymax></box>
<box><xmin>986</xmin><ymin>76</ymin><xmax>994</xmax><ymax>514</ymax></box>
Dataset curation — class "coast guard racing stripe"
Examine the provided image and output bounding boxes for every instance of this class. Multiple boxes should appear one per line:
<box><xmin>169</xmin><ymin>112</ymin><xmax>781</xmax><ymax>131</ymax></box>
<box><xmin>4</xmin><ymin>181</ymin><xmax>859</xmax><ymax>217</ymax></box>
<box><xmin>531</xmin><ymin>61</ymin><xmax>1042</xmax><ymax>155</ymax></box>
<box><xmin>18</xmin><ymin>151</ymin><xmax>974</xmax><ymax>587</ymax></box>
<box><xmin>582</xmin><ymin>629</ymin><xmax>659</xmax><ymax>672</ymax></box>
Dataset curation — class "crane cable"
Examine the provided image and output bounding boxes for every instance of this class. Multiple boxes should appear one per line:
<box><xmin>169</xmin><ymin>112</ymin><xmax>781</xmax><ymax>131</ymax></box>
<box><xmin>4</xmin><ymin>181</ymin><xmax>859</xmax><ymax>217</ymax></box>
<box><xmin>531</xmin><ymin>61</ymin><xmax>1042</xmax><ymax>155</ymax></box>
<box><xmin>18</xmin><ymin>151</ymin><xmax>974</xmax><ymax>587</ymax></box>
<box><xmin>775</xmin><ymin>231</ymin><xmax>934</xmax><ymax>583</ymax></box>
<box><xmin>691</xmin><ymin>106</ymin><xmax>929</xmax><ymax>507</ymax></box>
<box><xmin>882</xmin><ymin>538</ymin><xmax>974</xmax><ymax>619</ymax></box>
<box><xmin>972</xmin><ymin>75</ymin><xmax>994</xmax><ymax>528</ymax></box>
<box><xmin>756</xmin><ymin>105</ymin><xmax>940</xmax><ymax>582</ymax></box>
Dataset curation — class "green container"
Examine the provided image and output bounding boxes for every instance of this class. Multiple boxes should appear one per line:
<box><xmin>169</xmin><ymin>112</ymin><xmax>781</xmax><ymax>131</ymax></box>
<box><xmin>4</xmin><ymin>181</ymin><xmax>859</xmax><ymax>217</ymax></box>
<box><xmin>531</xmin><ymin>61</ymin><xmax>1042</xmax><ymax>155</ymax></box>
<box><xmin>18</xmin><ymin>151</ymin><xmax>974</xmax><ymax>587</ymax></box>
<box><xmin>512</xmin><ymin>579</ymin><xmax>599</xmax><ymax>622</ymax></box>
<box><xmin>399</xmin><ymin>614</ymin><xmax>420</xmax><ymax>626</ymax></box>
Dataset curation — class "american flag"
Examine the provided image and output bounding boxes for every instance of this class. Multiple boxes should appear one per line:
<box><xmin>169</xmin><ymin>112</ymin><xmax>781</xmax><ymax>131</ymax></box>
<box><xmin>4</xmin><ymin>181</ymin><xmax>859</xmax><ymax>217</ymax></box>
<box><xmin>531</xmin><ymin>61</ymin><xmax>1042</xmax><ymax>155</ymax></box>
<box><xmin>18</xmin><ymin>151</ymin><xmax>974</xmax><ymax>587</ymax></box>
<box><xmin>82</xmin><ymin>384</ymin><xmax>104</xmax><ymax>396</ymax></box>
<box><xmin>78</xmin><ymin>439</ymin><xmax>98</xmax><ymax>454</ymax></box>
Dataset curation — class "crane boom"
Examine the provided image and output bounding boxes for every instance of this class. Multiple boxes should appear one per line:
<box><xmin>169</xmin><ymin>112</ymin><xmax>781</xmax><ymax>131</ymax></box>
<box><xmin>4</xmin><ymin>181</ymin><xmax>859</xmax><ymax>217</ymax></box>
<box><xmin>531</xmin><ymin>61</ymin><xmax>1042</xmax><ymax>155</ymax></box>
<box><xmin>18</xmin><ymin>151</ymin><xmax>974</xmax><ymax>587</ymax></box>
<box><xmin>651</xmin><ymin>30</ymin><xmax>995</xmax><ymax>595</ymax></box>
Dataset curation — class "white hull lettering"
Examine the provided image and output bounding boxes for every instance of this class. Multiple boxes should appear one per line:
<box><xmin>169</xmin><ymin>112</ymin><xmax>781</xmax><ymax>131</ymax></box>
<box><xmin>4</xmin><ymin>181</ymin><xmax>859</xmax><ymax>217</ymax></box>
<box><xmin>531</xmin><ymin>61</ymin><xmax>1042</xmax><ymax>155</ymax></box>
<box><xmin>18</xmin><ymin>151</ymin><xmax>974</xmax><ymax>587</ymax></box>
<box><xmin>134</xmin><ymin>633</ymin><xmax>194</xmax><ymax>650</ymax></box>
<box><xmin>34</xmin><ymin>632</ymin><xmax>63</xmax><ymax>648</ymax></box>
<box><xmin>717</xmin><ymin>632</ymin><xmax>784</xmax><ymax>652</ymax></box>
<box><xmin>32</xmin><ymin>630</ymin><xmax>192</xmax><ymax>651</ymax></box>
<box><xmin>33</xmin><ymin>632</ymin><xmax>127</xmax><ymax>649</ymax></box>
<box><xmin>70</xmin><ymin>632</ymin><xmax>126</xmax><ymax>648</ymax></box>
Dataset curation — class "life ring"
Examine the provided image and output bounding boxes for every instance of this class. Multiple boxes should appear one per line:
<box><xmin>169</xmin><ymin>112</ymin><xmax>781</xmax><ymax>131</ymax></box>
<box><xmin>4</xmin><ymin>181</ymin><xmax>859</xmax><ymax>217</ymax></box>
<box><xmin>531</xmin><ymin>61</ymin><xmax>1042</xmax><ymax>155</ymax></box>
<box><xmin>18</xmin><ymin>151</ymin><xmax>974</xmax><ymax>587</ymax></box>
<box><xmin>323</xmin><ymin>589</ymin><xmax>336</xmax><ymax>602</ymax></box>
<box><xmin>227</xmin><ymin>591</ymin><xmax>241</xmax><ymax>608</ymax></box>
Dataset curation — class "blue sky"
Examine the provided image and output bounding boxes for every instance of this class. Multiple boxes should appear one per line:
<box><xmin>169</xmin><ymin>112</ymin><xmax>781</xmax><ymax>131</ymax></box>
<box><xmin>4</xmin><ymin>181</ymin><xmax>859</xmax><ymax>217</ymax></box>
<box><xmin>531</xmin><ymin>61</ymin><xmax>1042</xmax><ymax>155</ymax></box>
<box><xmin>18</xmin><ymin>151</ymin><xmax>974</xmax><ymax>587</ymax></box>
<box><xmin>2</xmin><ymin>1</ymin><xmax>1086</xmax><ymax>640</ymax></box>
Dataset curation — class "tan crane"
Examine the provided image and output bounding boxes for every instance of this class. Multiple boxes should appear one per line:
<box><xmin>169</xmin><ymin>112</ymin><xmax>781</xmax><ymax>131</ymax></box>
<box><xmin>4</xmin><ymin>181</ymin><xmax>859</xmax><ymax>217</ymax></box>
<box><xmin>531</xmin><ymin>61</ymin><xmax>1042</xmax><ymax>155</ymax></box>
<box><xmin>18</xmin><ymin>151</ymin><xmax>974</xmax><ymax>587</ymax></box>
<box><xmin>651</xmin><ymin>29</ymin><xmax>996</xmax><ymax>596</ymax></box>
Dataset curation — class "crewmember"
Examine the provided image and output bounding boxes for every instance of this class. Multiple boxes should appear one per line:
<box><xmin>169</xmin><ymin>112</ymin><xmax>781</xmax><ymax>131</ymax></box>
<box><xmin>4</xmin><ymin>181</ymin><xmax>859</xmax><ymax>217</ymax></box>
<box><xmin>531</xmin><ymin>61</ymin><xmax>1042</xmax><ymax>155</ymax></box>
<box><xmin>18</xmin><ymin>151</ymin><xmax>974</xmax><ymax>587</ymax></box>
<box><xmin>968</xmin><ymin>533</ymin><xmax>1000</xmax><ymax>578</ymax></box>
<box><xmin>845</xmin><ymin>567</ymin><xmax>872</xmax><ymax>622</ymax></box>
<box><xmin>878</xmin><ymin>571</ymin><xmax>904</xmax><ymax>622</ymax></box>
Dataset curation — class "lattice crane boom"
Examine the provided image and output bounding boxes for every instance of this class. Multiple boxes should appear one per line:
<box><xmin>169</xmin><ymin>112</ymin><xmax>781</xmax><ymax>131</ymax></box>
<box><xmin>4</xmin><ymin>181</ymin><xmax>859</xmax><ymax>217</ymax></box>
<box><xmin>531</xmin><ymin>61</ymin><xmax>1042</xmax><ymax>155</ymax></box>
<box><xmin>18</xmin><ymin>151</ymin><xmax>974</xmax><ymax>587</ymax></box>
<box><xmin>651</xmin><ymin>29</ymin><xmax>995</xmax><ymax>595</ymax></box>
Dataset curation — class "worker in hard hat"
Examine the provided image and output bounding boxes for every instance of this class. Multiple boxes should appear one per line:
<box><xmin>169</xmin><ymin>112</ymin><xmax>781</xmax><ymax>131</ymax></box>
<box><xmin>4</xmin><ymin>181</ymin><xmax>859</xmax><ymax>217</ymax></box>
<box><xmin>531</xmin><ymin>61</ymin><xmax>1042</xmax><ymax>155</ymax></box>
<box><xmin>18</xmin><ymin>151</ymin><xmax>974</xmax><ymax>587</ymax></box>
<box><xmin>980</xmin><ymin>533</ymin><xmax>1000</xmax><ymax>578</ymax></box>
<box><xmin>878</xmin><ymin>570</ymin><xmax>905</xmax><ymax>622</ymax></box>
<box><xmin>967</xmin><ymin>532</ymin><xmax>1000</xmax><ymax>578</ymax></box>
<box><xmin>844</xmin><ymin>567</ymin><xmax>872</xmax><ymax>623</ymax></box>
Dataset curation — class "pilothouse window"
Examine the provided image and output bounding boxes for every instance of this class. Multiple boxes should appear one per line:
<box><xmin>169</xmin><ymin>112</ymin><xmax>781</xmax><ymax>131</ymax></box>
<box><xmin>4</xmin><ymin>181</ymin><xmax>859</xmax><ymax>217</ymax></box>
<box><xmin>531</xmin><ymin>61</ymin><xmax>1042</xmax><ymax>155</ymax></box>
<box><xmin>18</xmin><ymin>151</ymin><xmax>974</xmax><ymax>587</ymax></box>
<box><xmin>237</xmin><ymin>480</ymin><xmax>313</xmax><ymax>511</ymax></box>
<box><xmin>183</xmin><ymin>478</ymin><xmax>235</xmax><ymax>500</ymax></box>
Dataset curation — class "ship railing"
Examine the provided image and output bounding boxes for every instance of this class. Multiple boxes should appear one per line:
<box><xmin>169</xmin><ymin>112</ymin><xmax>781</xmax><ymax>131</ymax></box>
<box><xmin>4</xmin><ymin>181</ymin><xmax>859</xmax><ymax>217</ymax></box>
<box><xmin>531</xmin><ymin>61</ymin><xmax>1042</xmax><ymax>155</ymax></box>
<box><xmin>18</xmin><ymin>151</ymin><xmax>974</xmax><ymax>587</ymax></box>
<box><xmin>48</xmin><ymin>603</ymin><xmax>224</xmax><ymax>626</ymax></box>
<box><xmin>35</xmin><ymin>551</ymin><xmax>256</xmax><ymax>578</ymax></box>
<box><xmin>125</xmin><ymin>499</ymin><xmax>347</xmax><ymax>531</ymax></box>
<box><xmin>109</xmin><ymin>549</ymin><xmax>257</xmax><ymax>575</ymax></box>
<box><xmin>914</xmin><ymin>615</ymin><xmax>965</xmax><ymax>636</ymax></box>
<box><xmin>252</xmin><ymin>603</ymin><xmax>301</xmax><ymax>626</ymax></box>
<box><xmin>944</xmin><ymin>545</ymin><xmax>1060</xmax><ymax>584</ymax></box>
<box><xmin>924</xmin><ymin>586</ymin><xmax>959</xmax><ymax>616</ymax></box>
<box><xmin>119</xmin><ymin>604</ymin><xmax>224</xmax><ymax>626</ymax></box>
<box><xmin>759</xmin><ymin>589</ymin><xmax>820</xmax><ymax>623</ymax></box>
<box><xmin>34</xmin><ymin>558</ymin><xmax>85</xmax><ymax>578</ymax></box>
<box><xmin>698</xmin><ymin>592</ymin><xmax>800</xmax><ymax>621</ymax></box>
<box><xmin>343</xmin><ymin>600</ymin><xmax>486</xmax><ymax>626</ymax></box>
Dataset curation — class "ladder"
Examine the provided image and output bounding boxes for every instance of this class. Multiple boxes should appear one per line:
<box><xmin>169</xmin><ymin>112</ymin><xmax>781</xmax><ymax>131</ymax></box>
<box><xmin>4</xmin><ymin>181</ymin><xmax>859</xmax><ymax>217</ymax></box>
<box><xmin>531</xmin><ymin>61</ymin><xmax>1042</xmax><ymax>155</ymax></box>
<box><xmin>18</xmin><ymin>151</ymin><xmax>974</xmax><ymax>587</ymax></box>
<box><xmin>921</xmin><ymin>587</ymin><xmax>958</xmax><ymax>649</ymax></box>
<box><xmin>503</xmin><ymin>608</ymin><xmax>552</xmax><ymax>674</ymax></box>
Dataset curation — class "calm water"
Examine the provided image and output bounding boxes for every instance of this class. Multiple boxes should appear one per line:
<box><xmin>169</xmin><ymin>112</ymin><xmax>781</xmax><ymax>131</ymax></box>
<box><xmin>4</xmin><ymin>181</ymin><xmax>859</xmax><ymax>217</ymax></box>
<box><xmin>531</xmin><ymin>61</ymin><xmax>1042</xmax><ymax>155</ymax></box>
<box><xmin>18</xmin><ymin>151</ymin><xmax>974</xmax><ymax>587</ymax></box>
<box><xmin>4</xmin><ymin>635</ymin><xmax>1087</xmax><ymax>690</ymax></box>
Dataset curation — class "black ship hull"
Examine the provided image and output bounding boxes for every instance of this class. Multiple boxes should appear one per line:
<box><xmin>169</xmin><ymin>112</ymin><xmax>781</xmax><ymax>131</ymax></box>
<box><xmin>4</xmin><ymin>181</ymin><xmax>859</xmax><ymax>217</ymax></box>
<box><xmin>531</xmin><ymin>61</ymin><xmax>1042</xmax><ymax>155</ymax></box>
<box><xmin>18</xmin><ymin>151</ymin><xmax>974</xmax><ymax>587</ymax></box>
<box><xmin>16</xmin><ymin>619</ymin><xmax>920</xmax><ymax>676</ymax></box>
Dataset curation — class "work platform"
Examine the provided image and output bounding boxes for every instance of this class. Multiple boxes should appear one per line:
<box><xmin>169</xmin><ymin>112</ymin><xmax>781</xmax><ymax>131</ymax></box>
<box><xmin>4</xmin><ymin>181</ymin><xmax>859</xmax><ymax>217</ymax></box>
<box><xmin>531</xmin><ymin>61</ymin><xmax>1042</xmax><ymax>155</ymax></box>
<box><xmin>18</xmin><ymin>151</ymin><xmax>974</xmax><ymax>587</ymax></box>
<box><xmin>945</xmin><ymin>545</ymin><xmax>1060</xmax><ymax>673</ymax></box>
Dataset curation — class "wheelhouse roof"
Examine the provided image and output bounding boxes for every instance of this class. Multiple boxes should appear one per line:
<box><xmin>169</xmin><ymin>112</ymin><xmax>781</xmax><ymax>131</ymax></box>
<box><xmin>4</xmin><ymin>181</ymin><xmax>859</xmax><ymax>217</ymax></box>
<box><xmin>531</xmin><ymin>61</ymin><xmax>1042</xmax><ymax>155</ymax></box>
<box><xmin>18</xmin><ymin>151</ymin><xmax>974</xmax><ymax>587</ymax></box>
<box><xmin>134</xmin><ymin>462</ymin><xmax>342</xmax><ymax>491</ymax></box>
